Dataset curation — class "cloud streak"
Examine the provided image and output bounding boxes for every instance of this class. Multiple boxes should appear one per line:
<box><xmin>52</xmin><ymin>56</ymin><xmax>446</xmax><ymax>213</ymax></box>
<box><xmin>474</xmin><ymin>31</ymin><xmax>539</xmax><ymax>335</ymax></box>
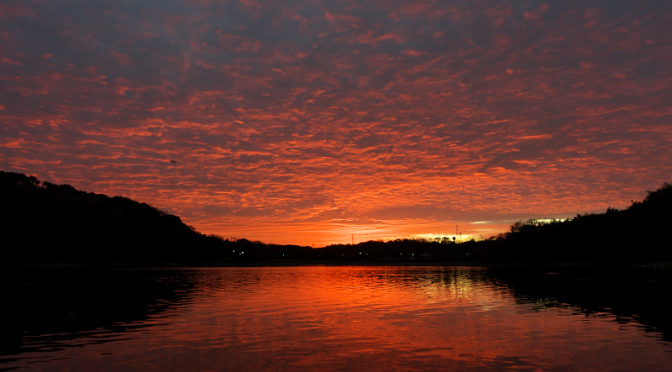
<box><xmin>2</xmin><ymin>0</ymin><xmax>671</xmax><ymax>245</ymax></box>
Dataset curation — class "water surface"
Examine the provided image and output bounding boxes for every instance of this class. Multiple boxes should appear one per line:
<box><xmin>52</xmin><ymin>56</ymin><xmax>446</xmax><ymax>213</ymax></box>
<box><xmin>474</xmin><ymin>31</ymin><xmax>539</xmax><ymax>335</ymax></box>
<box><xmin>1</xmin><ymin>266</ymin><xmax>671</xmax><ymax>371</ymax></box>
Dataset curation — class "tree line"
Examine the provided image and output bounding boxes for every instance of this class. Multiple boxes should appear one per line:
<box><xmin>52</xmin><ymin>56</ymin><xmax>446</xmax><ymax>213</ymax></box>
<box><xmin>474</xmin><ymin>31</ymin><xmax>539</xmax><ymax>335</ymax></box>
<box><xmin>1</xmin><ymin>170</ymin><xmax>670</xmax><ymax>265</ymax></box>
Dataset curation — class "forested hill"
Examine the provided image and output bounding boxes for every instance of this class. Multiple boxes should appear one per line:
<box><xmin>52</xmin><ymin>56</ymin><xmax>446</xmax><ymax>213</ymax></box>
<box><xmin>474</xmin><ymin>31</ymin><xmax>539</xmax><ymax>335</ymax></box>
<box><xmin>489</xmin><ymin>183</ymin><xmax>672</xmax><ymax>263</ymax></box>
<box><xmin>319</xmin><ymin>183</ymin><xmax>672</xmax><ymax>264</ymax></box>
<box><xmin>0</xmin><ymin>171</ymin><xmax>229</xmax><ymax>264</ymax></box>
<box><xmin>2</xmin><ymin>170</ymin><xmax>670</xmax><ymax>265</ymax></box>
<box><xmin>0</xmin><ymin>171</ymin><xmax>312</xmax><ymax>265</ymax></box>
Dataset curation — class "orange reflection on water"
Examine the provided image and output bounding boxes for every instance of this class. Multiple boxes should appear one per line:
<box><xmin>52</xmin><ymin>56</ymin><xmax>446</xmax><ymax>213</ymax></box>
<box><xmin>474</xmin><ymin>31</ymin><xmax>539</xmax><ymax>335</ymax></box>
<box><xmin>6</xmin><ymin>266</ymin><xmax>672</xmax><ymax>371</ymax></box>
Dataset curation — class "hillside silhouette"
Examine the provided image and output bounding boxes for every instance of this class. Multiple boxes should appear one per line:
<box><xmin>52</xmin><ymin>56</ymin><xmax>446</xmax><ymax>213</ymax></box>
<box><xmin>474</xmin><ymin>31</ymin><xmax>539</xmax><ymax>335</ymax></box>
<box><xmin>490</xmin><ymin>183</ymin><xmax>672</xmax><ymax>263</ymax></box>
<box><xmin>0</xmin><ymin>171</ymin><xmax>316</xmax><ymax>265</ymax></box>
<box><xmin>319</xmin><ymin>184</ymin><xmax>672</xmax><ymax>264</ymax></box>
<box><xmin>1</xmin><ymin>170</ymin><xmax>671</xmax><ymax>265</ymax></box>
<box><xmin>1</xmin><ymin>171</ymin><xmax>227</xmax><ymax>264</ymax></box>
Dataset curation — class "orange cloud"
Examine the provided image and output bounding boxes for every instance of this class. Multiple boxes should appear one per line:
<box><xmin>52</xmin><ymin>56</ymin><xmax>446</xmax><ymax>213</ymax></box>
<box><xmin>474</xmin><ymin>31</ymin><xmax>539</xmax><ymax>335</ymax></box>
<box><xmin>1</xmin><ymin>0</ymin><xmax>671</xmax><ymax>245</ymax></box>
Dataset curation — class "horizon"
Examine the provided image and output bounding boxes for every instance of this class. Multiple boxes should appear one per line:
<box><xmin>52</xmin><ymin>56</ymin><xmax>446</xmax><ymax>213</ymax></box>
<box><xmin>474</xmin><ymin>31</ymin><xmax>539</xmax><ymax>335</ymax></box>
<box><xmin>2</xmin><ymin>1</ymin><xmax>671</xmax><ymax>246</ymax></box>
<box><xmin>3</xmin><ymin>168</ymin><xmax>663</xmax><ymax>248</ymax></box>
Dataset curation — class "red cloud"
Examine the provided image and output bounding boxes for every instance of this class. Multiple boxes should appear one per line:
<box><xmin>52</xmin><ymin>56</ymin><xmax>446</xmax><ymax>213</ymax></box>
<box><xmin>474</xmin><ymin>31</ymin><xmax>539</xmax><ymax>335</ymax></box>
<box><xmin>1</xmin><ymin>0</ymin><xmax>671</xmax><ymax>245</ymax></box>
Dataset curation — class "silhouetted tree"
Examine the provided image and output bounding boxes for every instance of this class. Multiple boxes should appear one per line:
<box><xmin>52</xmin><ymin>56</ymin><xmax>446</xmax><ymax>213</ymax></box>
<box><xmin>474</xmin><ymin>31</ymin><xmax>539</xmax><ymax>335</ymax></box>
<box><xmin>2</xmin><ymin>170</ymin><xmax>670</xmax><ymax>265</ymax></box>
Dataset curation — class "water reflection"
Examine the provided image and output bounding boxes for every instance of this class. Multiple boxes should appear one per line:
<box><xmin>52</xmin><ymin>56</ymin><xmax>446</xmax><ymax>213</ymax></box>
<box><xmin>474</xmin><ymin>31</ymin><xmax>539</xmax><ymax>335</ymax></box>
<box><xmin>1</xmin><ymin>266</ymin><xmax>671</xmax><ymax>371</ymax></box>
<box><xmin>0</xmin><ymin>268</ymin><xmax>196</xmax><ymax>362</ymax></box>
<box><xmin>488</xmin><ymin>267</ymin><xmax>672</xmax><ymax>341</ymax></box>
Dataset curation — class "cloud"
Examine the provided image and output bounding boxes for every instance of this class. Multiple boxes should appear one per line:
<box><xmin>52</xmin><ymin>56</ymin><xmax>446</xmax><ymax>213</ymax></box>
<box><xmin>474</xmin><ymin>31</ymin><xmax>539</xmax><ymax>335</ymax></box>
<box><xmin>1</xmin><ymin>0</ymin><xmax>671</xmax><ymax>245</ymax></box>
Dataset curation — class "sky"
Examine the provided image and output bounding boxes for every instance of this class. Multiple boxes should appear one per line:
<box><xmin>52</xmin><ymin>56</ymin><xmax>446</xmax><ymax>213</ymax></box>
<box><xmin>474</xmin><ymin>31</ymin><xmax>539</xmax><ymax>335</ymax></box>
<box><xmin>1</xmin><ymin>0</ymin><xmax>671</xmax><ymax>246</ymax></box>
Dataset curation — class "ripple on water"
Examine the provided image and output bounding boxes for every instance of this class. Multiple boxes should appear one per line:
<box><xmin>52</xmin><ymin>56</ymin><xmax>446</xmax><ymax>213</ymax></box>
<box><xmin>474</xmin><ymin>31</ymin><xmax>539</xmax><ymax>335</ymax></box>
<box><xmin>2</xmin><ymin>266</ymin><xmax>672</xmax><ymax>371</ymax></box>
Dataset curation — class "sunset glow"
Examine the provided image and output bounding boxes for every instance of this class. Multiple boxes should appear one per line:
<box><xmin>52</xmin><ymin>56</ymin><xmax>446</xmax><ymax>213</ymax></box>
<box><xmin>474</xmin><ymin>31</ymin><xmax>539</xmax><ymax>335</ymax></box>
<box><xmin>1</xmin><ymin>1</ymin><xmax>671</xmax><ymax>246</ymax></box>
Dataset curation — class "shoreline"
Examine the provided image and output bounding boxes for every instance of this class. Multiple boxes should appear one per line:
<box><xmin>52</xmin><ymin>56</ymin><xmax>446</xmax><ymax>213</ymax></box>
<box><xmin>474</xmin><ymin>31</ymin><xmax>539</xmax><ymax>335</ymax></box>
<box><xmin>3</xmin><ymin>261</ymin><xmax>672</xmax><ymax>270</ymax></box>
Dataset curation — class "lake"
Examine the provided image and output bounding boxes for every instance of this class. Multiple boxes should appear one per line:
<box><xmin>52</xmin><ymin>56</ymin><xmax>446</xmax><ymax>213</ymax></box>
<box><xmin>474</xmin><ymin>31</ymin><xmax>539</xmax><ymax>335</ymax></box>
<box><xmin>1</xmin><ymin>266</ymin><xmax>671</xmax><ymax>371</ymax></box>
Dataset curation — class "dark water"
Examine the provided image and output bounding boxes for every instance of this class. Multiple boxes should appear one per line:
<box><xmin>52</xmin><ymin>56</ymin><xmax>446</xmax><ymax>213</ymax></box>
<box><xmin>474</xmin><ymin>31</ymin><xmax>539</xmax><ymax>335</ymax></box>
<box><xmin>1</xmin><ymin>266</ymin><xmax>671</xmax><ymax>371</ymax></box>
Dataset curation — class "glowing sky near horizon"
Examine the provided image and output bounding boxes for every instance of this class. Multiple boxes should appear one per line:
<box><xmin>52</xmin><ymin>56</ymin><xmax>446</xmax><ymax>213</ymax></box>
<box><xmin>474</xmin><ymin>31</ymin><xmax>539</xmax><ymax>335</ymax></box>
<box><xmin>1</xmin><ymin>0</ymin><xmax>671</xmax><ymax>246</ymax></box>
